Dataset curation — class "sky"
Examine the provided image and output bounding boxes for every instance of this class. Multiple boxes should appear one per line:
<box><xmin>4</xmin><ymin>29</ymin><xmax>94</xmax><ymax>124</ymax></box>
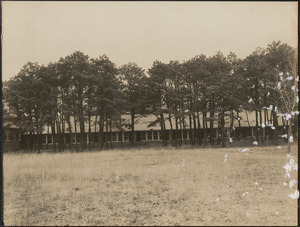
<box><xmin>2</xmin><ymin>1</ymin><xmax>298</xmax><ymax>82</ymax></box>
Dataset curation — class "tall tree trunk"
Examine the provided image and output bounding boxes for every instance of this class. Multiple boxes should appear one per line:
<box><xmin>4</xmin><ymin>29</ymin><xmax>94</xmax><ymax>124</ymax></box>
<box><xmin>98</xmin><ymin>113</ymin><xmax>104</xmax><ymax>151</ymax></box>
<box><xmin>73</xmin><ymin>115</ymin><xmax>78</xmax><ymax>152</ymax></box>
<box><xmin>263</xmin><ymin>109</ymin><xmax>267</xmax><ymax>143</ymax></box>
<box><xmin>269</xmin><ymin>110</ymin><xmax>274</xmax><ymax>143</ymax></box>
<box><xmin>272</xmin><ymin>110</ymin><xmax>278</xmax><ymax>146</ymax></box>
<box><xmin>221</xmin><ymin>109</ymin><xmax>226</xmax><ymax>148</ymax></box>
<box><xmin>33</xmin><ymin>132</ymin><xmax>36</xmax><ymax>153</ymax></box>
<box><xmin>175</xmin><ymin>114</ymin><xmax>178</xmax><ymax>147</ymax></box>
<box><xmin>88</xmin><ymin>110</ymin><xmax>92</xmax><ymax>151</ymax></box>
<box><xmin>259</xmin><ymin>110</ymin><xmax>263</xmax><ymax>143</ymax></box>
<box><xmin>29</xmin><ymin>131</ymin><xmax>33</xmax><ymax>152</ymax></box>
<box><xmin>255</xmin><ymin>110</ymin><xmax>259</xmax><ymax>142</ymax></box>
<box><xmin>61</xmin><ymin>113</ymin><xmax>66</xmax><ymax>152</ymax></box>
<box><xmin>80</xmin><ymin>119</ymin><xmax>85</xmax><ymax>152</ymax></box>
<box><xmin>105</xmin><ymin>115</ymin><xmax>109</xmax><ymax>150</ymax></box>
<box><xmin>282</xmin><ymin>116</ymin><xmax>286</xmax><ymax>139</ymax></box>
<box><xmin>230</xmin><ymin>110</ymin><xmax>234</xmax><ymax>138</ymax></box>
<box><xmin>203</xmin><ymin>111</ymin><xmax>207</xmax><ymax>146</ymax></box>
<box><xmin>56</xmin><ymin>118</ymin><xmax>62</xmax><ymax>152</ymax></box>
<box><xmin>35</xmin><ymin>113</ymin><xmax>41</xmax><ymax>154</ymax></box>
<box><xmin>51</xmin><ymin>121</ymin><xmax>56</xmax><ymax>153</ymax></box>
<box><xmin>181</xmin><ymin>114</ymin><xmax>187</xmax><ymax>145</ymax></box>
<box><xmin>189</xmin><ymin>113</ymin><xmax>193</xmax><ymax>145</ymax></box>
<box><xmin>162</xmin><ymin>113</ymin><xmax>167</xmax><ymax>146</ymax></box>
<box><xmin>263</xmin><ymin>78</ymin><xmax>267</xmax><ymax>144</ymax></box>
<box><xmin>34</xmin><ymin>100</ymin><xmax>41</xmax><ymax>153</ymax></box>
<box><xmin>37</xmin><ymin>131</ymin><xmax>41</xmax><ymax>153</ymax></box>
<box><xmin>131</xmin><ymin>108</ymin><xmax>135</xmax><ymax>146</ymax></box>
<box><xmin>178</xmin><ymin>114</ymin><xmax>182</xmax><ymax>146</ymax></box>
<box><xmin>46</xmin><ymin>125</ymin><xmax>49</xmax><ymax>150</ymax></box>
<box><xmin>109</xmin><ymin>119</ymin><xmax>113</xmax><ymax>149</ymax></box>
<box><xmin>287</xmin><ymin>118</ymin><xmax>292</xmax><ymax>153</ymax></box>
<box><xmin>293</xmin><ymin>115</ymin><xmax>298</xmax><ymax>142</ymax></box>
<box><xmin>94</xmin><ymin>115</ymin><xmax>97</xmax><ymax>149</ymax></box>
<box><xmin>168</xmin><ymin>113</ymin><xmax>173</xmax><ymax>147</ymax></box>
<box><xmin>159</xmin><ymin>113</ymin><xmax>167</xmax><ymax>147</ymax></box>
<box><xmin>196</xmin><ymin>110</ymin><xmax>202</xmax><ymax>145</ymax></box>
<box><xmin>209</xmin><ymin>100</ymin><xmax>215</xmax><ymax>146</ymax></box>
<box><xmin>237</xmin><ymin>110</ymin><xmax>241</xmax><ymax>140</ymax></box>
<box><xmin>245</xmin><ymin>111</ymin><xmax>252</xmax><ymax>141</ymax></box>
<box><xmin>67</xmin><ymin>117</ymin><xmax>72</xmax><ymax>151</ymax></box>
<box><xmin>216</xmin><ymin>112</ymin><xmax>221</xmax><ymax>145</ymax></box>
<box><xmin>192</xmin><ymin>112</ymin><xmax>197</xmax><ymax>145</ymax></box>
<box><xmin>100</xmin><ymin>113</ymin><xmax>104</xmax><ymax>150</ymax></box>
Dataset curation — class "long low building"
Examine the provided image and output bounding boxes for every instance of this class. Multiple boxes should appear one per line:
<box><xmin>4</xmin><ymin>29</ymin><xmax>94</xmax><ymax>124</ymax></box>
<box><xmin>3</xmin><ymin>110</ymin><xmax>294</xmax><ymax>151</ymax></box>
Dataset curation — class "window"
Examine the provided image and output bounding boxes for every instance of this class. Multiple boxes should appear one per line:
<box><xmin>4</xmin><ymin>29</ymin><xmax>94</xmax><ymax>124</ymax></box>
<box><xmin>54</xmin><ymin>135</ymin><xmax>58</xmax><ymax>144</ymax></box>
<box><xmin>242</xmin><ymin>128</ymin><xmax>251</xmax><ymax>138</ymax></box>
<box><xmin>213</xmin><ymin>129</ymin><xmax>217</xmax><ymax>138</ymax></box>
<box><xmin>248</xmin><ymin>128</ymin><xmax>252</xmax><ymax>137</ymax></box>
<box><xmin>48</xmin><ymin>135</ymin><xmax>53</xmax><ymax>144</ymax></box>
<box><xmin>183</xmin><ymin>130</ymin><xmax>187</xmax><ymax>139</ymax></box>
<box><xmin>112</xmin><ymin>133</ymin><xmax>117</xmax><ymax>142</ymax></box>
<box><xmin>187</xmin><ymin>130</ymin><xmax>191</xmax><ymax>140</ymax></box>
<box><xmin>42</xmin><ymin>135</ymin><xmax>46</xmax><ymax>144</ymax></box>
<box><xmin>241</xmin><ymin>128</ymin><xmax>247</xmax><ymax>138</ymax></box>
<box><xmin>159</xmin><ymin>131</ymin><xmax>162</xmax><ymax>140</ymax></box>
<box><xmin>153</xmin><ymin>131</ymin><xmax>158</xmax><ymax>140</ymax></box>
<box><xmin>277</xmin><ymin>126</ymin><xmax>284</xmax><ymax>135</ymax></box>
<box><xmin>9</xmin><ymin>134</ymin><xmax>13</xmax><ymax>141</ymax></box>
<box><xmin>118</xmin><ymin>132</ymin><xmax>122</xmax><ymax>142</ymax></box>
<box><xmin>72</xmin><ymin>135</ymin><xmax>76</xmax><ymax>144</ymax></box>
<box><xmin>235</xmin><ymin>128</ymin><xmax>241</xmax><ymax>138</ymax></box>
<box><xmin>124</xmin><ymin>132</ymin><xmax>129</xmax><ymax>142</ymax></box>
<box><xmin>76</xmin><ymin>135</ymin><xmax>81</xmax><ymax>143</ymax></box>
<box><xmin>94</xmin><ymin>134</ymin><xmax>99</xmax><ymax>143</ymax></box>
<box><xmin>147</xmin><ymin>131</ymin><xmax>153</xmax><ymax>141</ymax></box>
<box><xmin>172</xmin><ymin>130</ymin><xmax>176</xmax><ymax>139</ymax></box>
<box><xmin>136</xmin><ymin>132</ymin><xmax>141</xmax><ymax>142</ymax></box>
<box><xmin>177</xmin><ymin>131</ymin><xmax>182</xmax><ymax>140</ymax></box>
<box><xmin>88</xmin><ymin>134</ymin><xmax>94</xmax><ymax>143</ymax></box>
<box><xmin>66</xmin><ymin>134</ymin><xmax>71</xmax><ymax>144</ymax></box>
<box><xmin>141</xmin><ymin>132</ymin><xmax>146</xmax><ymax>141</ymax></box>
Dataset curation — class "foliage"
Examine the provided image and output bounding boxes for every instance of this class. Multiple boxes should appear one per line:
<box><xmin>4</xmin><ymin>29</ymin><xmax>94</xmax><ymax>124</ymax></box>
<box><xmin>3</xmin><ymin>41</ymin><xmax>298</xmax><ymax>151</ymax></box>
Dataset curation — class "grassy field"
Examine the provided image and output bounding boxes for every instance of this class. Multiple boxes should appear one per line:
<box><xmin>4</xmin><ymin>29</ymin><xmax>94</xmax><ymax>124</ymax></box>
<box><xmin>3</xmin><ymin>144</ymin><xmax>298</xmax><ymax>226</ymax></box>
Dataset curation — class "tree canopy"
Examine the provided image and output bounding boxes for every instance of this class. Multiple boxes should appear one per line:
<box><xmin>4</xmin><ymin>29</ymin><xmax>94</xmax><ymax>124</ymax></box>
<box><xmin>3</xmin><ymin>41</ymin><xmax>298</xmax><ymax>152</ymax></box>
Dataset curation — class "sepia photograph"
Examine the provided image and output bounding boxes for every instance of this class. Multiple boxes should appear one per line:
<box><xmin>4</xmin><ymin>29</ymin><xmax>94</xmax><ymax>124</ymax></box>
<box><xmin>1</xmin><ymin>1</ymin><xmax>298</xmax><ymax>226</ymax></box>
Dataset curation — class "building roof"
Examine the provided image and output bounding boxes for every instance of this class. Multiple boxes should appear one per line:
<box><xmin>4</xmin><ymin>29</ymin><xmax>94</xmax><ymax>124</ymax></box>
<box><xmin>39</xmin><ymin>110</ymin><xmax>284</xmax><ymax>134</ymax></box>
<box><xmin>3</xmin><ymin>122</ymin><xmax>19</xmax><ymax>129</ymax></box>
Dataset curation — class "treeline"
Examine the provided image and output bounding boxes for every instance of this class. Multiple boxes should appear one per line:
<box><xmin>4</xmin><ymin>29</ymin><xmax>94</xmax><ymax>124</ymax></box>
<box><xmin>3</xmin><ymin>41</ymin><xmax>298</xmax><ymax>153</ymax></box>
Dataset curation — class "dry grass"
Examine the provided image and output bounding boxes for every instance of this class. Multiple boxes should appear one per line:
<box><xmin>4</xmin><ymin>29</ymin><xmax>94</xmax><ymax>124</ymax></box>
<box><xmin>4</xmin><ymin>144</ymin><xmax>298</xmax><ymax>226</ymax></box>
